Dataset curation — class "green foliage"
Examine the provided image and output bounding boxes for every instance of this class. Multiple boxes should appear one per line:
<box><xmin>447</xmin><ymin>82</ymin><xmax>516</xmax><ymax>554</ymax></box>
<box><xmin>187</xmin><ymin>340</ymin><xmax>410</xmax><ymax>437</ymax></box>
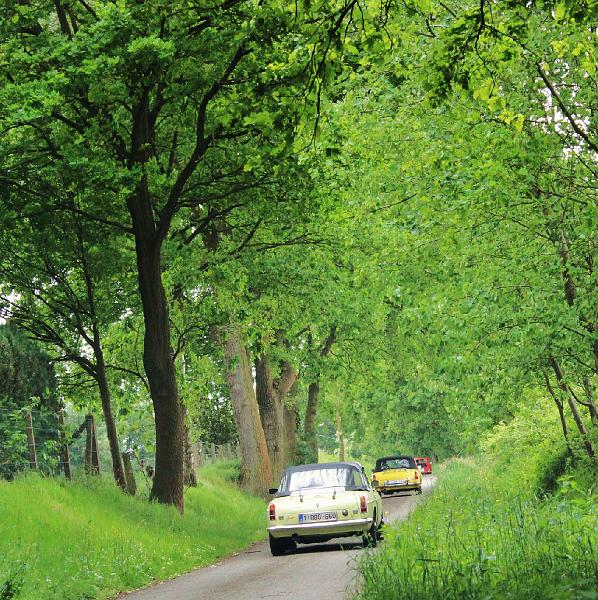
<box><xmin>0</xmin><ymin>462</ymin><xmax>265</xmax><ymax>600</ymax></box>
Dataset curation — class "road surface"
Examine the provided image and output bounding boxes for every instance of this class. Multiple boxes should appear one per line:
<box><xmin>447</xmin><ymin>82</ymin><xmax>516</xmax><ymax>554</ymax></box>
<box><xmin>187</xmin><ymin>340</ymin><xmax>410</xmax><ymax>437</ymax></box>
<box><xmin>120</xmin><ymin>476</ymin><xmax>435</xmax><ymax>600</ymax></box>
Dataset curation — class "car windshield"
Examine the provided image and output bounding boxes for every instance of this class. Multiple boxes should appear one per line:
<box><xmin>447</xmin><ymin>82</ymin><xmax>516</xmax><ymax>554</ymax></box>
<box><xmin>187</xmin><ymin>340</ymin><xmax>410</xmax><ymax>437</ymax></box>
<box><xmin>278</xmin><ymin>466</ymin><xmax>364</xmax><ymax>494</ymax></box>
<box><xmin>377</xmin><ymin>457</ymin><xmax>416</xmax><ymax>470</ymax></box>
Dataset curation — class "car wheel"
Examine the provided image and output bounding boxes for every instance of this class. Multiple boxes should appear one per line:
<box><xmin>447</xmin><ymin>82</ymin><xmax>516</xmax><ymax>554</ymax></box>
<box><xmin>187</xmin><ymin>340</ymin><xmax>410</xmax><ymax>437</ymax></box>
<box><xmin>415</xmin><ymin>487</ymin><xmax>422</xmax><ymax>495</ymax></box>
<box><xmin>269</xmin><ymin>534</ymin><xmax>295</xmax><ymax>556</ymax></box>
<box><xmin>362</xmin><ymin>513</ymin><xmax>378</xmax><ymax>548</ymax></box>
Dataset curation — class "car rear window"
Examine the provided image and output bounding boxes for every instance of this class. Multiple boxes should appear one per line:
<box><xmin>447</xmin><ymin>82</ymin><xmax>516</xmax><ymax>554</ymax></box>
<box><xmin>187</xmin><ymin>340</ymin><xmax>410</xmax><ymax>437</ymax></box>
<box><xmin>376</xmin><ymin>457</ymin><xmax>416</xmax><ymax>470</ymax></box>
<box><xmin>278</xmin><ymin>466</ymin><xmax>365</xmax><ymax>494</ymax></box>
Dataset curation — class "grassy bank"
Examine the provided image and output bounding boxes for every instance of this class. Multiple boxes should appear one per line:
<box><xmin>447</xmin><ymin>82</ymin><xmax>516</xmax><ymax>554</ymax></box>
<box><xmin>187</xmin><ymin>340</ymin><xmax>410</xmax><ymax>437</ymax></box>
<box><xmin>358</xmin><ymin>403</ymin><xmax>598</xmax><ymax>599</ymax></box>
<box><xmin>0</xmin><ymin>461</ymin><xmax>266</xmax><ymax>600</ymax></box>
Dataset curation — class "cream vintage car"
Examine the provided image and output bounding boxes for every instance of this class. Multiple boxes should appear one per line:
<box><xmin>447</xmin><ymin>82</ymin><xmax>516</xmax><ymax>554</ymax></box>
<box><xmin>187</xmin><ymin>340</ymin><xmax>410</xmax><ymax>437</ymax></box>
<box><xmin>267</xmin><ymin>461</ymin><xmax>383</xmax><ymax>556</ymax></box>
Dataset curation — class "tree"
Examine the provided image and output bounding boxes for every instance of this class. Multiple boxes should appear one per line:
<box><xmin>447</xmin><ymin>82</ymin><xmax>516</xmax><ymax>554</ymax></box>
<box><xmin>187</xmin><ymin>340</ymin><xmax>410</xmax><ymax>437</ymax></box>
<box><xmin>0</xmin><ymin>0</ymin><xmax>380</xmax><ymax>509</ymax></box>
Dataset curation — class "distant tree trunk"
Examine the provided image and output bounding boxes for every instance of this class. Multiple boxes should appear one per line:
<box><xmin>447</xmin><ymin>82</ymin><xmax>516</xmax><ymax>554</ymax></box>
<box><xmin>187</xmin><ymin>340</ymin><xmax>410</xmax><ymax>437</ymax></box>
<box><xmin>183</xmin><ymin>420</ymin><xmax>197</xmax><ymax>487</ymax></box>
<box><xmin>544</xmin><ymin>372</ymin><xmax>573</xmax><ymax>459</ymax></box>
<box><xmin>283</xmin><ymin>382</ymin><xmax>300</xmax><ymax>468</ymax></box>
<box><xmin>305</xmin><ymin>380</ymin><xmax>320</xmax><ymax>463</ymax></box>
<box><xmin>582</xmin><ymin>376</ymin><xmax>598</xmax><ymax>425</ymax></box>
<box><xmin>255</xmin><ymin>349</ymin><xmax>297</xmax><ymax>482</ymax></box>
<box><xmin>94</xmin><ymin>344</ymin><xmax>128</xmax><ymax>492</ymax></box>
<box><xmin>122</xmin><ymin>452</ymin><xmax>137</xmax><ymax>496</ymax></box>
<box><xmin>550</xmin><ymin>357</ymin><xmax>594</xmax><ymax>458</ymax></box>
<box><xmin>255</xmin><ymin>354</ymin><xmax>284</xmax><ymax>482</ymax></box>
<box><xmin>224</xmin><ymin>327</ymin><xmax>272</xmax><ymax>496</ymax></box>
<box><xmin>303</xmin><ymin>325</ymin><xmax>336</xmax><ymax>464</ymax></box>
<box><xmin>336</xmin><ymin>410</ymin><xmax>345</xmax><ymax>461</ymax></box>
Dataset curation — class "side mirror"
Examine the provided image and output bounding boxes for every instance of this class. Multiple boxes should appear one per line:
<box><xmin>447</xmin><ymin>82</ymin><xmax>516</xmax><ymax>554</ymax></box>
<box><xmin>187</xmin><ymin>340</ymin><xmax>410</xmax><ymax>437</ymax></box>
<box><xmin>268</xmin><ymin>488</ymin><xmax>278</xmax><ymax>495</ymax></box>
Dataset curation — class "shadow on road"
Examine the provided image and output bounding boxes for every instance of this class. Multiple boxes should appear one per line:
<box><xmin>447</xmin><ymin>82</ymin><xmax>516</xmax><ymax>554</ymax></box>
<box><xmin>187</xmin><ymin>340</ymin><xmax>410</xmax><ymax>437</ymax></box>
<box><xmin>290</xmin><ymin>541</ymin><xmax>364</xmax><ymax>555</ymax></box>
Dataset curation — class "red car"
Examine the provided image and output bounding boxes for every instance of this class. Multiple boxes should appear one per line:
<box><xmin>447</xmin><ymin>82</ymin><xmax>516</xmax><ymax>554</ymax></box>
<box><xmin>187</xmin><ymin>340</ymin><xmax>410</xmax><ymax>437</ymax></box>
<box><xmin>415</xmin><ymin>457</ymin><xmax>432</xmax><ymax>475</ymax></box>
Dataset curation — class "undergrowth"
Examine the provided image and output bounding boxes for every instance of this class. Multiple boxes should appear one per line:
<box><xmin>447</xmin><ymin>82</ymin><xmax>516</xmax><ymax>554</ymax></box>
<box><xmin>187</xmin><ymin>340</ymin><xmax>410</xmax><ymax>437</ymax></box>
<box><xmin>358</xmin><ymin>400</ymin><xmax>598</xmax><ymax>600</ymax></box>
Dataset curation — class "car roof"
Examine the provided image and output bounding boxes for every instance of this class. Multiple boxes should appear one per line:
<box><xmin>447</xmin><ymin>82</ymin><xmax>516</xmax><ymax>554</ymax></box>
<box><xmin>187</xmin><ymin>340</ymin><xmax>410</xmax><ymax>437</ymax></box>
<box><xmin>283</xmin><ymin>461</ymin><xmax>364</xmax><ymax>474</ymax></box>
<box><xmin>376</xmin><ymin>455</ymin><xmax>415</xmax><ymax>462</ymax></box>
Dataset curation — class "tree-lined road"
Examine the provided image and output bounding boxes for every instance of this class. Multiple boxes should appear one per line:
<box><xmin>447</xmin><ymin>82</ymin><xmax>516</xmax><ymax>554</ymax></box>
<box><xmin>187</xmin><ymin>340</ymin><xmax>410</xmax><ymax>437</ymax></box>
<box><xmin>121</xmin><ymin>476</ymin><xmax>435</xmax><ymax>600</ymax></box>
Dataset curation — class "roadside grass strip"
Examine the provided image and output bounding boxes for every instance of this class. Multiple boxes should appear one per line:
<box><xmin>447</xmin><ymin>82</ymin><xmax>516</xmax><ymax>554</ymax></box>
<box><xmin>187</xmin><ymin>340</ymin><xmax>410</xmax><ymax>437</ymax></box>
<box><xmin>358</xmin><ymin>460</ymin><xmax>598</xmax><ymax>600</ymax></box>
<box><xmin>0</xmin><ymin>461</ymin><xmax>266</xmax><ymax>599</ymax></box>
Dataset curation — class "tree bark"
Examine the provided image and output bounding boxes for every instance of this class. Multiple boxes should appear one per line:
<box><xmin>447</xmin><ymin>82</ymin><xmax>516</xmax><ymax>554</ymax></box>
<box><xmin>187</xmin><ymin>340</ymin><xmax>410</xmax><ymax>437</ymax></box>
<box><xmin>223</xmin><ymin>327</ymin><xmax>272</xmax><ymax>496</ymax></box>
<box><xmin>550</xmin><ymin>357</ymin><xmax>594</xmax><ymax>458</ymax></box>
<box><xmin>304</xmin><ymin>380</ymin><xmax>320</xmax><ymax>463</ymax></box>
<box><xmin>255</xmin><ymin>353</ymin><xmax>284</xmax><ymax>482</ymax></box>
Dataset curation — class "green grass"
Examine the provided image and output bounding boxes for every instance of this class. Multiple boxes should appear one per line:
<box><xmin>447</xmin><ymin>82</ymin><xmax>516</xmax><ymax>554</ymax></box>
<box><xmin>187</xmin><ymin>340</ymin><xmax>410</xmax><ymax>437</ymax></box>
<box><xmin>358</xmin><ymin>459</ymin><xmax>598</xmax><ymax>600</ymax></box>
<box><xmin>0</xmin><ymin>461</ymin><xmax>266</xmax><ymax>600</ymax></box>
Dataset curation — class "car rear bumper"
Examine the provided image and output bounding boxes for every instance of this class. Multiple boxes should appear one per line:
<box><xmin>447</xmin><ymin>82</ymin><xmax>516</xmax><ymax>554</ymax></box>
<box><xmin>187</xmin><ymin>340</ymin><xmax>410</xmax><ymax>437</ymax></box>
<box><xmin>375</xmin><ymin>484</ymin><xmax>421</xmax><ymax>493</ymax></box>
<box><xmin>268</xmin><ymin>517</ymin><xmax>373</xmax><ymax>539</ymax></box>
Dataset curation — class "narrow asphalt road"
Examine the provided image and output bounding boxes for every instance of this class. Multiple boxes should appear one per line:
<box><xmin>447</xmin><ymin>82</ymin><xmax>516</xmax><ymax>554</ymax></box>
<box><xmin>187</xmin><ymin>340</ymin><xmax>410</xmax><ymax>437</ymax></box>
<box><xmin>120</xmin><ymin>476</ymin><xmax>435</xmax><ymax>600</ymax></box>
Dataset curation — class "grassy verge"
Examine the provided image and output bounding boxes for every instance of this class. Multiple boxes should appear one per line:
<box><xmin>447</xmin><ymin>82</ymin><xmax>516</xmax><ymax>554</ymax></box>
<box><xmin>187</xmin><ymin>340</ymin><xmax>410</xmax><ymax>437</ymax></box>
<box><xmin>0</xmin><ymin>461</ymin><xmax>266</xmax><ymax>600</ymax></box>
<box><xmin>358</xmin><ymin>401</ymin><xmax>598</xmax><ymax>600</ymax></box>
<box><xmin>359</xmin><ymin>460</ymin><xmax>597</xmax><ymax>599</ymax></box>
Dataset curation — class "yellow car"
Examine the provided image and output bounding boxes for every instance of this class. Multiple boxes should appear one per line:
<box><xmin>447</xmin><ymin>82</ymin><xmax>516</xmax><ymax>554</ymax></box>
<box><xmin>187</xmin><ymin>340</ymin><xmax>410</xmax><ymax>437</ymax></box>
<box><xmin>371</xmin><ymin>455</ymin><xmax>422</xmax><ymax>495</ymax></box>
<box><xmin>267</xmin><ymin>462</ymin><xmax>383</xmax><ymax>556</ymax></box>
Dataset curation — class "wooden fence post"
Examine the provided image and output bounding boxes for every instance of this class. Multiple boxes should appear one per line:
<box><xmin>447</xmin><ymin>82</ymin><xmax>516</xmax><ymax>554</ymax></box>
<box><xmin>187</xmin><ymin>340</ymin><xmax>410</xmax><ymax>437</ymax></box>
<box><xmin>210</xmin><ymin>443</ymin><xmax>216</xmax><ymax>463</ymax></box>
<box><xmin>58</xmin><ymin>409</ymin><xmax>72</xmax><ymax>480</ymax></box>
<box><xmin>25</xmin><ymin>411</ymin><xmax>38</xmax><ymax>470</ymax></box>
<box><xmin>85</xmin><ymin>414</ymin><xmax>100</xmax><ymax>475</ymax></box>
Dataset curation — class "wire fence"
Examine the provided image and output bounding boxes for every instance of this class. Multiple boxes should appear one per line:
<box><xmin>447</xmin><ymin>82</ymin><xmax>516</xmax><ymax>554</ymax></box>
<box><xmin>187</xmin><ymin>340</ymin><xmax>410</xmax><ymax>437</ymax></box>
<box><xmin>0</xmin><ymin>406</ymin><xmax>239</xmax><ymax>488</ymax></box>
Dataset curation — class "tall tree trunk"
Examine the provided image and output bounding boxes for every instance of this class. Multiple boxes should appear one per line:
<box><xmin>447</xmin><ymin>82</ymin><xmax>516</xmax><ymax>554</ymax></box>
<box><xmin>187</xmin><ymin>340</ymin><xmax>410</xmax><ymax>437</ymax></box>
<box><xmin>550</xmin><ymin>357</ymin><xmax>594</xmax><ymax>458</ymax></box>
<box><xmin>130</xmin><ymin>225</ymin><xmax>185</xmax><ymax>510</ymax></box>
<box><xmin>127</xmin><ymin>89</ymin><xmax>185</xmax><ymax>510</ymax></box>
<box><xmin>336</xmin><ymin>410</ymin><xmax>345</xmax><ymax>461</ymax></box>
<box><xmin>94</xmin><ymin>345</ymin><xmax>128</xmax><ymax>492</ymax></box>
<box><xmin>305</xmin><ymin>380</ymin><xmax>320</xmax><ymax>463</ymax></box>
<box><xmin>224</xmin><ymin>327</ymin><xmax>272</xmax><ymax>496</ymax></box>
<box><xmin>255</xmin><ymin>354</ymin><xmax>284</xmax><ymax>483</ymax></box>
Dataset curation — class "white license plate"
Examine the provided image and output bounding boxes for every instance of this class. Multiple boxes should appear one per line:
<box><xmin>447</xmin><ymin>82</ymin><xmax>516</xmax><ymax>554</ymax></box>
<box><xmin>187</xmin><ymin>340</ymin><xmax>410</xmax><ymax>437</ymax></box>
<box><xmin>299</xmin><ymin>512</ymin><xmax>338</xmax><ymax>523</ymax></box>
<box><xmin>385</xmin><ymin>480</ymin><xmax>407</xmax><ymax>486</ymax></box>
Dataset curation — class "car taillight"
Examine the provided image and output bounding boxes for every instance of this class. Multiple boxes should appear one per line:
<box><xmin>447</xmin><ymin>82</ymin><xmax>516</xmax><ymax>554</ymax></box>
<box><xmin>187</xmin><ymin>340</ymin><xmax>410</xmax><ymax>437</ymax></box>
<box><xmin>415</xmin><ymin>470</ymin><xmax>419</xmax><ymax>480</ymax></box>
<box><xmin>360</xmin><ymin>495</ymin><xmax>367</xmax><ymax>513</ymax></box>
<box><xmin>269</xmin><ymin>502</ymin><xmax>276</xmax><ymax>521</ymax></box>
<box><xmin>372</xmin><ymin>474</ymin><xmax>377</xmax><ymax>481</ymax></box>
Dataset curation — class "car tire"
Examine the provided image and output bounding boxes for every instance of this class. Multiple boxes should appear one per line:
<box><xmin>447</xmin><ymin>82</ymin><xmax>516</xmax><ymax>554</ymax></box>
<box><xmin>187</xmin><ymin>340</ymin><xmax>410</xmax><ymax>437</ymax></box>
<box><xmin>269</xmin><ymin>534</ymin><xmax>295</xmax><ymax>556</ymax></box>
<box><xmin>362</xmin><ymin>513</ymin><xmax>378</xmax><ymax>548</ymax></box>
